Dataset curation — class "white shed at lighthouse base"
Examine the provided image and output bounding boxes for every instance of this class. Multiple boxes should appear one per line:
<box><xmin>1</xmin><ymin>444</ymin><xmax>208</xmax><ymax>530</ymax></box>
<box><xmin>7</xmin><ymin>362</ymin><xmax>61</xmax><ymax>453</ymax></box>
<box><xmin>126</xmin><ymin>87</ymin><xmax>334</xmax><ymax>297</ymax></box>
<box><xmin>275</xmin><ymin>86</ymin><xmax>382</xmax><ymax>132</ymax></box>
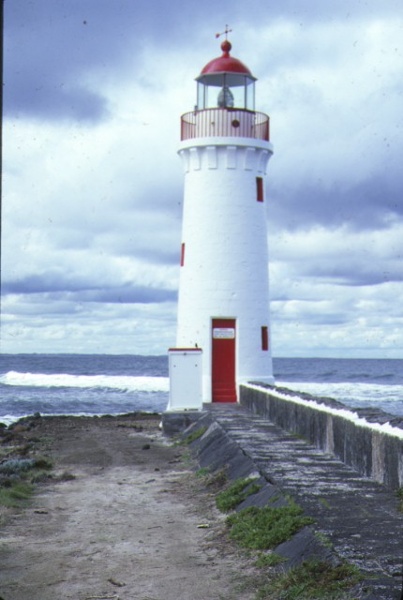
<box><xmin>167</xmin><ymin>348</ymin><xmax>203</xmax><ymax>411</ymax></box>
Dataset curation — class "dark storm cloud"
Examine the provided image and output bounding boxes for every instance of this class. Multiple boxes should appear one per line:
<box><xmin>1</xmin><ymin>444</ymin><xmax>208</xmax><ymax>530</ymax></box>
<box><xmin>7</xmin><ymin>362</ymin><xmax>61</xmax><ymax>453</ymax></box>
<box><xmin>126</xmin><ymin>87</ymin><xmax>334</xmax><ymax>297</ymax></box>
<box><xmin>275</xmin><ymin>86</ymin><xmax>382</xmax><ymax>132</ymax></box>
<box><xmin>3</xmin><ymin>275</ymin><xmax>176</xmax><ymax>304</ymax></box>
<box><xmin>304</xmin><ymin>263</ymin><xmax>403</xmax><ymax>287</ymax></box>
<box><xmin>4</xmin><ymin>0</ymin><xmax>230</xmax><ymax>122</ymax></box>
<box><xmin>4</xmin><ymin>1</ymin><xmax>118</xmax><ymax>121</ymax></box>
<box><xmin>8</xmin><ymin>78</ymin><xmax>109</xmax><ymax>122</ymax></box>
<box><xmin>271</xmin><ymin>173</ymin><xmax>403</xmax><ymax>232</ymax></box>
<box><xmin>76</xmin><ymin>286</ymin><xmax>177</xmax><ymax>304</ymax></box>
<box><xmin>2</xmin><ymin>273</ymin><xmax>86</xmax><ymax>295</ymax></box>
<box><xmin>8</xmin><ymin>0</ymin><xmax>398</xmax><ymax>123</ymax></box>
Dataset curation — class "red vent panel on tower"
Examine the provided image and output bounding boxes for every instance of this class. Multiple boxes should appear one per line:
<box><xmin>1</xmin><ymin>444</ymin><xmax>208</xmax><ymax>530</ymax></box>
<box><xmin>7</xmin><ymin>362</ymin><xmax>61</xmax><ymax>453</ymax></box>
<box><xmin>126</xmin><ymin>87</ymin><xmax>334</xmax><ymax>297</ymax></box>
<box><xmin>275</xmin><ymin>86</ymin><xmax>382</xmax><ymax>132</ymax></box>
<box><xmin>256</xmin><ymin>177</ymin><xmax>264</xmax><ymax>202</ymax></box>
<box><xmin>261</xmin><ymin>326</ymin><xmax>269</xmax><ymax>351</ymax></box>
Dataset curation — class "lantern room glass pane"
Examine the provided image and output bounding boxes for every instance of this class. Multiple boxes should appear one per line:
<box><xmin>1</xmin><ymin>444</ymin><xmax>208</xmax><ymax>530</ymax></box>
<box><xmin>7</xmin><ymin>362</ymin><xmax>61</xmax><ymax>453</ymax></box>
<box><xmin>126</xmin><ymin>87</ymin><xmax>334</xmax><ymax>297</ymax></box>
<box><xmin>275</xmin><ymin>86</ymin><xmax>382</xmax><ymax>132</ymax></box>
<box><xmin>246</xmin><ymin>81</ymin><xmax>255</xmax><ymax>111</ymax></box>
<box><xmin>197</xmin><ymin>82</ymin><xmax>205</xmax><ymax>109</ymax></box>
<box><xmin>197</xmin><ymin>77</ymin><xmax>256</xmax><ymax>111</ymax></box>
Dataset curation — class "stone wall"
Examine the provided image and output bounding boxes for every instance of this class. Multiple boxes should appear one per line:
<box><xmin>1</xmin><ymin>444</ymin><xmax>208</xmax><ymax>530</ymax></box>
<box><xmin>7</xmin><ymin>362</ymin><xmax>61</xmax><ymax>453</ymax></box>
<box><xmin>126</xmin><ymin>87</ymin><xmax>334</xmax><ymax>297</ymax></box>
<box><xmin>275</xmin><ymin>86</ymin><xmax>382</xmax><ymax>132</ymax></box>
<box><xmin>240</xmin><ymin>383</ymin><xmax>403</xmax><ymax>491</ymax></box>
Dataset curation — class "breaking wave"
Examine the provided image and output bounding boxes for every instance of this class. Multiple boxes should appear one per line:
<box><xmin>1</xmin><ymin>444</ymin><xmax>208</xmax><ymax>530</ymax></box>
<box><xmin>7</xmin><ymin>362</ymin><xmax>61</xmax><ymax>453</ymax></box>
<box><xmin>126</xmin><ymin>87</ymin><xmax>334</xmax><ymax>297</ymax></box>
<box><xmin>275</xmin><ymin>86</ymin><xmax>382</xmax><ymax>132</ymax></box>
<box><xmin>0</xmin><ymin>371</ymin><xmax>169</xmax><ymax>393</ymax></box>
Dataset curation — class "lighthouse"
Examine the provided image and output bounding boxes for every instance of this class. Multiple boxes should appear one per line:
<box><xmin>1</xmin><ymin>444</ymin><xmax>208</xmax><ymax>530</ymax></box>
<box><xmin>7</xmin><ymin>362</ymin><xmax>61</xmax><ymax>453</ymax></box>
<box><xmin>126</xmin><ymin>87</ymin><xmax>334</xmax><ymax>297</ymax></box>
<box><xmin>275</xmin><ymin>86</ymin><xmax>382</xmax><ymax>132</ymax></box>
<box><xmin>175</xmin><ymin>34</ymin><xmax>274</xmax><ymax>404</ymax></box>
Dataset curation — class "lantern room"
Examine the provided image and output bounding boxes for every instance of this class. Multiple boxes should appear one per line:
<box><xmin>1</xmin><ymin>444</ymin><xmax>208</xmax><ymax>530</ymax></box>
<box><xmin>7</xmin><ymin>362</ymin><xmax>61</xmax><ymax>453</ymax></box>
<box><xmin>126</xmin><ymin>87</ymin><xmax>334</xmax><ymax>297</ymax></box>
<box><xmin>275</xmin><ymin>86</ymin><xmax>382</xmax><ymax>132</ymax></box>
<box><xmin>196</xmin><ymin>40</ymin><xmax>256</xmax><ymax>111</ymax></box>
<box><xmin>180</xmin><ymin>38</ymin><xmax>269</xmax><ymax>142</ymax></box>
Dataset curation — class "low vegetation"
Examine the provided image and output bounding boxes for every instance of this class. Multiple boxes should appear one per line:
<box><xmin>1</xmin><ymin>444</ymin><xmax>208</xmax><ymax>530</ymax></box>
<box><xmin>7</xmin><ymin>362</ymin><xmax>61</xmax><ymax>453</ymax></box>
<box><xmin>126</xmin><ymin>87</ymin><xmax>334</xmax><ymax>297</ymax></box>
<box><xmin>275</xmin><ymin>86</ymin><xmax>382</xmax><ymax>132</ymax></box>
<box><xmin>256</xmin><ymin>560</ymin><xmax>362</xmax><ymax>599</ymax></box>
<box><xmin>183</xmin><ymin>427</ymin><xmax>364</xmax><ymax>600</ymax></box>
<box><xmin>216</xmin><ymin>477</ymin><xmax>261</xmax><ymax>512</ymax></box>
<box><xmin>0</xmin><ymin>481</ymin><xmax>34</xmax><ymax>508</ymax></box>
<box><xmin>195</xmin><ymin>466</ymin><xmax>229</xmax><ymax>492</ymax></box>
<box><xmin>0</xmin><ymin>452</ymin><xmax>53</xmax><ymax>509</ymax></box>
<box><xmin>195</xmin><ymin>467</ymin><xmax>210</xmax><ymax>478</ymax></box>
<box><xmin>181</xmin><ymin>426</ymin><xmax>208</xmax><ymax>445</ymax></box>
<box><xmin>396</xmin><ymin>487</ymin><xmax>403</xmax><ymax>513</ymax></box>
<box><xmin>255</xmin><ymin>552</ymin><xmax>286</xmax><ymax>568</ymax></box>
<box><xmin>226</xmin><ymin>500</ymin><xmax>315</xmax><ymax>550</ymax></box>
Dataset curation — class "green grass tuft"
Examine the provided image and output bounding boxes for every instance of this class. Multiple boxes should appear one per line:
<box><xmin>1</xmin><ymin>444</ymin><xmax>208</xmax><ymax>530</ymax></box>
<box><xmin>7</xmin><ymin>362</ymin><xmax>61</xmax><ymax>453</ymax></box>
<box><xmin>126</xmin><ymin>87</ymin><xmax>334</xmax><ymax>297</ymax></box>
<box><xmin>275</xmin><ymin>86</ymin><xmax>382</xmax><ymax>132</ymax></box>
<box><xmin>216</xmin><ymin>477</ymin><xmax>261</xmax><ymax>512</ymax></box>
<box><xmin>181</xmin><ymin>426</ymin><xmax>208</xmax><ymax>445</ymax></box>
<box><xmin>226</xmin><ymin>501</ymin><xmax>314</xmax><ymax>550</ymax></box>
<box><xmin>196</xmin><ymin>467</ymin><xmax>210</xmax><ymax>478</ymax></box>
<box><xmin>396</xmin><ymin>487</ymin><xmax>403</xmax><ymax>513</ymax></box>
<box><xmin>0</xmin><ymin>482</ymin><xmax>34</xmax><ymax>508</ymax></box>
<box><xmin>255</xmin><ymin>552</ymin><xmax>286</xmax><ymax>568</ymax></box>
<box><xmin>256</xmin><ymin>560</ymin><xmax>362</xmax><ymax>599</ymax></box>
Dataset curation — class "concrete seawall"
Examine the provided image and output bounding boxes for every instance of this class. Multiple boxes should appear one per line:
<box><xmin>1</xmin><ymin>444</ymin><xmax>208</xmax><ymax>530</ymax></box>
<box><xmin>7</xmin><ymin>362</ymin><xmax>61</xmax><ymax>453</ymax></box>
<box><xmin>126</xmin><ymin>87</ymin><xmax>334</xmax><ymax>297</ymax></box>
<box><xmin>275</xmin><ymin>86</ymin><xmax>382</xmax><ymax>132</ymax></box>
<box><xmin>241</xmin><ymin>383</ymin><xmax>403</xmax><ymax>491</ymax></box>
<box><xmin>172</xmin><ymin>405</ymin><xmax>403</xmax><ymax>598</ymax></box>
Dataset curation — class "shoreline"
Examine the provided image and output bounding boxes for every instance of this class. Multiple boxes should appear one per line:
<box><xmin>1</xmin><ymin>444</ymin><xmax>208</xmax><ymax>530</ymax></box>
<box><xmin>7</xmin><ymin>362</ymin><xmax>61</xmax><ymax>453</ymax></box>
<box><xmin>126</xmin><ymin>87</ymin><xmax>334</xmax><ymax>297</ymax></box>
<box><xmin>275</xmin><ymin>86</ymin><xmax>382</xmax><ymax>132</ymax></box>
<box><xmin>0</xmin><ymin>409</ymin><xmax>164</xmax><ymax>428</ymax></box>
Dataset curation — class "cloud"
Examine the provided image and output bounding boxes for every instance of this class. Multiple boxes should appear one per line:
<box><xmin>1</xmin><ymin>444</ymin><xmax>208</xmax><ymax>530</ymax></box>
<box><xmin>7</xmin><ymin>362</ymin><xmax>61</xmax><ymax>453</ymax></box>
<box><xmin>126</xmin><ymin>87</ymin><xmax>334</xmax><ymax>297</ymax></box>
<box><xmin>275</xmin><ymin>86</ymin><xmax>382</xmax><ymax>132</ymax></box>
<box><xmin>2</xmin><ymin>290</ymin><xmax>177</xmax><ymax>354</ymax></box>
<box><xmin>2</xmin><ymin>0</ymin><xmax>403</xmax><ymax>357</ymax></box>
<box><xmin>7</xmin><ymin>79</ymin><xmax>110</xmax><ymax>123</ymax></box>
<box><xmin>252</xmin><ymin>17</ymin><xmax>403</xmax><ymax>233</ymax></box>
<box><xmin>270</xmin><ymin>222</ymin><xmax>403</xmax><ymax>287</ymax></box>
<box><xmin>2</xmin><ymin>272</ymin><xmax>177</xmax><ymax>304</ymax></box>
<box><xmin>270</xmin><ymin>175</ymin><xmax>403</xmax><ymax>232</ymax></box>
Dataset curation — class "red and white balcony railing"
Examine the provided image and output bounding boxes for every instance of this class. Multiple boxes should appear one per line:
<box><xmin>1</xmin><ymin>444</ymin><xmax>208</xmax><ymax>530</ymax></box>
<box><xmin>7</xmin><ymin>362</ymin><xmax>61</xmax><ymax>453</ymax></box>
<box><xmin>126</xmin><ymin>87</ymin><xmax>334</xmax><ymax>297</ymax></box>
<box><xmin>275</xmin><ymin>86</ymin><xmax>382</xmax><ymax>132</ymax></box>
<box><xmin>180</xmin><ymin>108</ymin><xmax>270</xmax><ymax>142</ymax></box>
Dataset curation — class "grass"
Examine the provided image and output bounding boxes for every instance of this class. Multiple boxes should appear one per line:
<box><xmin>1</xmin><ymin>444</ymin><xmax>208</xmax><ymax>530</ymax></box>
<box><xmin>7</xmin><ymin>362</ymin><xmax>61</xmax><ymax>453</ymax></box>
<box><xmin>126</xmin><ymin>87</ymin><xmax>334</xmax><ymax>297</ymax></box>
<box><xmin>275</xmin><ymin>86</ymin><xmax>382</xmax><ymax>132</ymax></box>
<box><xmin>193</xmin><ymin>466</ymin><xmax>228</xmax><ymax>491</ymax></box>
<box><xmin>255</xmin><ymin>552</ymin><xmax>286</xmax><ymax>568</ymax></box>
<box><xmin>180</xmin><ymin>426</ymin><xmax>208</xmax><ymax>445</ymax></box>
<box><xmin>196</xmin><ymin>467</ymin><xmax>210</xmax><ymax>478</ymax></box>
<box><xmin>0</xmin><ymin>455</ymin><xmax>54</xmax><ymax>508</ymax></box>
<box><xmin>396</xmin><ymin>487</ymin><xmax>403</xmax><ymax>512</ymax></box>
<box><xmin>256</xmin><ymin>560</ymin><xmax>362</xmax><ymax>599</ymax></box>
<box><xmin>226</xmin><ymin>500</ymin><xmax>315</xmax><ymax>550</ymax></box>
<box><xmin>216</xmin><ymin>477</ymin><xmax>261</xmax><ymax>512</ymax></box>
<box><xmin>204</xmin><ymin>467</ymin><xmax>228</xmax><ymax>489</ymax></box>
<box><xmin>318</xmin><ymin>497</ymin><xmax>332</xmax><ymax>510</ymax></box>
<box><xmin>183</xmin><ymin>426</ymin><xmax>364</xmax><ymax>600</ymax></box>
<box><xmin>0</xmin><ymin>482</ymin><xmax>34</xmax><ymax>508</ymax></box>
<box><xmin>314</xmin><ymin>531</ymin><xmax>333</xmax><ymax>549</ymax></box>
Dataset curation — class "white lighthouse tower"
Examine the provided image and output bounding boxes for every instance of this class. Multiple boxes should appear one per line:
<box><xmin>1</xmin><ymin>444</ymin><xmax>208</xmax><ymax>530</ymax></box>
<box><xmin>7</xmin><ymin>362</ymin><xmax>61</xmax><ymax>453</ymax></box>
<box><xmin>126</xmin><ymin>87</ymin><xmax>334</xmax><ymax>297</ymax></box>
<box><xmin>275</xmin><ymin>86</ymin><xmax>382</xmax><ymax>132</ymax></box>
<box><xmin>175</xmin><ymin>34</ymin><xmax>274</xmax><ymax>404</ymax></box>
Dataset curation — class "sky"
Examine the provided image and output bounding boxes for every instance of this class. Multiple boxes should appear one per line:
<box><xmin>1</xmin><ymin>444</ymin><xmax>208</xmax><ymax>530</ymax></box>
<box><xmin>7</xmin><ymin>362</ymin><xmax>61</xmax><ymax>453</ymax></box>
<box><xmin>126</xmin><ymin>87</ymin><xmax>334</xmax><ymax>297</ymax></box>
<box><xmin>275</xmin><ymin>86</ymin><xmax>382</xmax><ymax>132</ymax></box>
<box><xmin>1</xmin><ymin>0</ymin><xmax>403</xmax><ymax>358</ymax></box>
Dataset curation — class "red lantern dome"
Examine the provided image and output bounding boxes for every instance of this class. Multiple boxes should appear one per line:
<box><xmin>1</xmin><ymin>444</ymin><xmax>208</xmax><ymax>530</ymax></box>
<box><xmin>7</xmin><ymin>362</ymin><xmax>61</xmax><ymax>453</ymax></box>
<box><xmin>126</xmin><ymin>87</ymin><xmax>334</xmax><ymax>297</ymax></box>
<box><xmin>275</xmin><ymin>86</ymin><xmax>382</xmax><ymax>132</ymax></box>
<box><xmin>200</xmin><ymin>40</ymin><xmax>253</xmax><ymax>78</ymax></box>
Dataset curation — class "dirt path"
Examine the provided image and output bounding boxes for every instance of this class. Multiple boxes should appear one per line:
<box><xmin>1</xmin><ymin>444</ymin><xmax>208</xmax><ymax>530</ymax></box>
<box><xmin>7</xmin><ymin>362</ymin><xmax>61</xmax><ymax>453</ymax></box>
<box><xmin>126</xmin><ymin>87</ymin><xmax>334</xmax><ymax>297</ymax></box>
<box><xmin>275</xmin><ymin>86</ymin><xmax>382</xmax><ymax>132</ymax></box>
<box><xmin>0</xmin><ymin>415</ymin><xmax>254</xmax><ymax>600</ymax></box>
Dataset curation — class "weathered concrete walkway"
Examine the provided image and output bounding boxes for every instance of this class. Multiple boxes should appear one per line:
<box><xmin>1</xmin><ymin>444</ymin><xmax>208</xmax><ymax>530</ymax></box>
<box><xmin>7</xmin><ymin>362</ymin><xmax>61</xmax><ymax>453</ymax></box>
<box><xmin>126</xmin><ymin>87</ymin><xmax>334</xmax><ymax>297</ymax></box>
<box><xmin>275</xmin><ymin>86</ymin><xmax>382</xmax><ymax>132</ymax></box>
<box><xmin>201</xmin><ymin>404</ymin><xmax>403</xmax><ymax>599</ymax></box>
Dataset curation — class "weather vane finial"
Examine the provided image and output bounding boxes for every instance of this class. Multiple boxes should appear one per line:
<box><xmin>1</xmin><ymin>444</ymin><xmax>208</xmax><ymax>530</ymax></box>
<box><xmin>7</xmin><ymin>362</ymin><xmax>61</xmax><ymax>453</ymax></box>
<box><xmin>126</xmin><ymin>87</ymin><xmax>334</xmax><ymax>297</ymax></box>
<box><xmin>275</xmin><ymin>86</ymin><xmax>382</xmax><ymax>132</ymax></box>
<box><xmin>215</xmin><ymin>25</ymin><xmax>232</xmax><ymax>40</ymax></box>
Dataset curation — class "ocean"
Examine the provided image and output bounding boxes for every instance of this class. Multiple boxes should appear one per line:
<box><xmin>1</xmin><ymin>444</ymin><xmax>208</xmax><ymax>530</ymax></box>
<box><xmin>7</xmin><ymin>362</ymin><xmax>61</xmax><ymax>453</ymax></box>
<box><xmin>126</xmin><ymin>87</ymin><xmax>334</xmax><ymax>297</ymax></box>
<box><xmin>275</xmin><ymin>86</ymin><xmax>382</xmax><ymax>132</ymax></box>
<box><xmin>1</xmin><ymin>354</ymin><xmax>402</xmax><ymax>425</ymax></box>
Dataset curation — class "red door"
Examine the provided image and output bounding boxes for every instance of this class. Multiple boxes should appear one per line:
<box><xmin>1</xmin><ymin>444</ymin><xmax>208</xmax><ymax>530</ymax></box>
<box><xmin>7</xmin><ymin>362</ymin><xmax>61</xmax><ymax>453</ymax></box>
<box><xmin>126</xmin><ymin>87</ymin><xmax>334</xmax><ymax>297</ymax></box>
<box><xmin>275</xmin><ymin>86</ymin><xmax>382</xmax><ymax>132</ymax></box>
<box><xmin>212</xmin><ymin>318</ymin><xmax>236</xmax><ymax>402</ymax></box>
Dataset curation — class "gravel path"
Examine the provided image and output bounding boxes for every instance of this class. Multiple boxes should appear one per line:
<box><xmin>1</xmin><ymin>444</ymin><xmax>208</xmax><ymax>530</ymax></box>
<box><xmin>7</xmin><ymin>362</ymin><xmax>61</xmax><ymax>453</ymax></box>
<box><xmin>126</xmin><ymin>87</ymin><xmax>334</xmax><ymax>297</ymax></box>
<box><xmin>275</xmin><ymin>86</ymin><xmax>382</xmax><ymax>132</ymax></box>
<box><xmin>0</xmin><ymin>415</ymin><xmax>254</xmax><ymax>600</ymax></box>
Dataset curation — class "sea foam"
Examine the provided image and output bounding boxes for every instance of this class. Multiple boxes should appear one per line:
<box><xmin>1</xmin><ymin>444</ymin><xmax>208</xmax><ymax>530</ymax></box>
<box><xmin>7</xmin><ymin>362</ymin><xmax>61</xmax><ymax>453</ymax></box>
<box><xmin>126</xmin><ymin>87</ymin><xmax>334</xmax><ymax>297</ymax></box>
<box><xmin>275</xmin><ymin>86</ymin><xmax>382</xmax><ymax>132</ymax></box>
<box><xmin>0</xmin><ymin>371</ymin><xmax>170</xmax><ymax>393</ymax></box>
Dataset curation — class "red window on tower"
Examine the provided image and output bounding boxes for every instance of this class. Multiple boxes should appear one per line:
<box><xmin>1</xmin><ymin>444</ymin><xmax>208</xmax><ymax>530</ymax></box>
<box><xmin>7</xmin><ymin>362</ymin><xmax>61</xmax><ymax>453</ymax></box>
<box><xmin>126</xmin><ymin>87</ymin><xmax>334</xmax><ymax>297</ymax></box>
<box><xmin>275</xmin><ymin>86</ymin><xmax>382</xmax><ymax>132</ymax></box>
<box><xmin>261</xmin><ymin>326</ymin><xmax>269</xmax><ymax>351</ymax></box>
<box><xmin>180</xmin><ymin>243</ymin><xmax>185</xmax><ymax>266</ymax></box>
<box><xmin>256</xmin><ymin>177</ymin><xmax>264</xmax><ymax>202</ymax></box>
